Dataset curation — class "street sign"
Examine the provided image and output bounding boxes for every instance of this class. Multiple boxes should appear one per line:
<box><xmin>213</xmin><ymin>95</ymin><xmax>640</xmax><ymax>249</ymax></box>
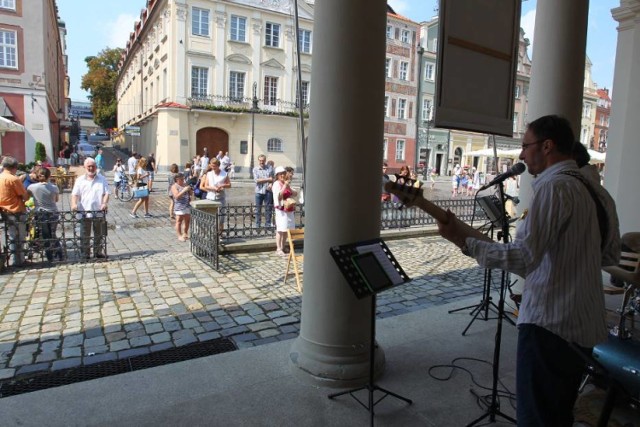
<box><xmin>125</xmin><ymin>125</ymin><xmax>141</xmax><ymax>136</ymax></box>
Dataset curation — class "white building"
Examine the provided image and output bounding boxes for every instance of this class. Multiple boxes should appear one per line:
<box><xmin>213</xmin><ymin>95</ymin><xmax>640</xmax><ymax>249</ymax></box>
<box><xmin>116</xmin><ymin>0</ymin><xmax>314</xmax><ymax>172</ymax></box>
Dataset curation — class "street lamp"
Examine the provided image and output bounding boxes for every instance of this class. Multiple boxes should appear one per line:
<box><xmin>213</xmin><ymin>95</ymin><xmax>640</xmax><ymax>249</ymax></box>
<box><xmin>249</xmin><ymin>82</ymin><xmax>258</xmax><ymax>179</ymax></box>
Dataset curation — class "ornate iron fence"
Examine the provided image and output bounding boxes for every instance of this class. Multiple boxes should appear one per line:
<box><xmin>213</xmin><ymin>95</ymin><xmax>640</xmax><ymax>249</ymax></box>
<box><xmin>380</xmin><ymin>199</ymin><xmax>487</xmax><ymax>229</ymax></box>
<box><xmin>208</xmin><ymin>199</ymin><xmax>483</xmax><ymax>242</ymax></box>
<box><xmin>187</xmin><ymin>95</ymin><xmax>309</xmax><ymax>117</ymax></box>
<box><xmin>219</xmin><ymin>204</ymin><xmax>305</xmax><ymax>240</ymax></box>
<box><xmin>190</xmin><ymin>207</ymin><xmax>219</xmax><ymax>270</ymax></box>
<box><xmin>0</xmin><ymin>210</ymin><xmax>108</xmax><ymax>269</ymax></box>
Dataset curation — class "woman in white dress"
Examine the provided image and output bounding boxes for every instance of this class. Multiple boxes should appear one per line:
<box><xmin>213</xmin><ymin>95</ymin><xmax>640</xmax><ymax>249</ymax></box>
<box><xmin>200</xmin><ymin>158</ymin><xmax>230</xmax><ymax>236</ymax></box>
<box><xmin>272</xmin><ymin>166</ymin><xmax>297</xmax><ymax>257</ymax></box>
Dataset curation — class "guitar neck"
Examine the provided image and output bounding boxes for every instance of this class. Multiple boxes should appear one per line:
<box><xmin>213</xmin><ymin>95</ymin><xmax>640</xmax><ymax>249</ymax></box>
<box><xmin>384</xmin><ymin>180</ymin><xmax>492</xmax><ymax>243</ymax></box>
<box><xmin>413</xmin><ymin>195</ymin><xmax>493</xmax><ymax>243</ymax></box>
<box><xmin>413</xmin><ymin>197</ymin><xmax>449</xmax><ymax>224</ymax></box>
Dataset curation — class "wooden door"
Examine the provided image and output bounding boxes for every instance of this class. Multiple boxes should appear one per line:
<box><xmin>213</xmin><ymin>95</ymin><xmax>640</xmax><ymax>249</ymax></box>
<box><xmin>196</xmin><ymin>127</ymin><xmax>229</xmax><ymax>158</ymax></box>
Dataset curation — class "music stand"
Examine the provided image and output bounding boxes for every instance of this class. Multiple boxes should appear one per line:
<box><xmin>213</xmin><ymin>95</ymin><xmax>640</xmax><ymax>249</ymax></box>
<box><xmin>328</xmin><ymin>239</ymin><xmax>413</xmax><ymax>426</ymax></box>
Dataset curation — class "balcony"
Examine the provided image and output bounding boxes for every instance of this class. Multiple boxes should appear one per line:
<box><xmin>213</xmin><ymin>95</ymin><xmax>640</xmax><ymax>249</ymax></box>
<box><xmin>187</xmin><ymin>94</ymin><xmax>309</xmax><ymax>118</ymax></box>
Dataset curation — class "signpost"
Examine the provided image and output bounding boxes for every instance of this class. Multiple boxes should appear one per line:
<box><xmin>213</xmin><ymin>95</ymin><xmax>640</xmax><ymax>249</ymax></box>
<box><xmin>125</xmin><ymin>126</ymin><xmax>141</xmax><ymax>136</ymax></box>
<box><xmin>125</xmin><ymin>126</ymin><xmax>141</xmax><ymax>152</ymax></box>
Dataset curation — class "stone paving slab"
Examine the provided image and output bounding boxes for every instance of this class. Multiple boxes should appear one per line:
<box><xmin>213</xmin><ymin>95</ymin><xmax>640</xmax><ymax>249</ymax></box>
<box><xmin>0</xmin><ymin>231</ymin><xmax>490</xmax><ymax>379</ymax></box>
<box><xmin>0</xmin><ymin>165</ymin><xmax>492</xmax><ymax>380</ymax></box>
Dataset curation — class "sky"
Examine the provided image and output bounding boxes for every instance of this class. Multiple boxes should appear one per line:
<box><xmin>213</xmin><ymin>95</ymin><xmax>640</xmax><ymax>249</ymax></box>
<box><xmin>389</xmin><ymin>0</ymin><xmax>620</xmax><ymax>91</ymax></box>
<box><xmin>58</xmin><ymin>0</ymin><xmax>620</xmax><ymax>103</ymax></box>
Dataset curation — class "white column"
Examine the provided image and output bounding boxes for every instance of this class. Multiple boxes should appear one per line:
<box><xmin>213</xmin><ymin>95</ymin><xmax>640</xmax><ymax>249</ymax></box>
<box><xmin>289</xmin><ymin>0</ymin><xmax>388</xmax><ymax>387</ymax></box>
<box><xmin>517</xmin><ymin>0</ymin><xmax>590</xmax><ymax>212</ymax></box>
<box><xmin>604</xmin><ymin>1</ymin><xmax>640</xmax><ymax>234</ymax></box>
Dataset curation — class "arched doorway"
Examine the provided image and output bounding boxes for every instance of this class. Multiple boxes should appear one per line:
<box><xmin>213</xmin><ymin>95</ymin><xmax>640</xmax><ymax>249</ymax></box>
<box><xmin>454</xmin><ymin>147</ymin><xmax>462</xmax><ymax>166</ymax></box>
<box><xmin>196</xmin><ymin>127</ymin><xmax>229</xmax><ymax>158</ymax></box>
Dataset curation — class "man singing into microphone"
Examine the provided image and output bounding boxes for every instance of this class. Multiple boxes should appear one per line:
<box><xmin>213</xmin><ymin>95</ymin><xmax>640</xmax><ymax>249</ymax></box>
<box><xmin>437</xmin><ymin>115</ymin><xmax>620</xmax><ymax>426</ymax></box>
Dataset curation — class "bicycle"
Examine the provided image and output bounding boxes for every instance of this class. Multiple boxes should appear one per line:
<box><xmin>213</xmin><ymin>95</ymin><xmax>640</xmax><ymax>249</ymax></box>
<box><xmin>114</xmin><ymin>175</ymin><xmax>134</xmax><ymax>202</ymax></box>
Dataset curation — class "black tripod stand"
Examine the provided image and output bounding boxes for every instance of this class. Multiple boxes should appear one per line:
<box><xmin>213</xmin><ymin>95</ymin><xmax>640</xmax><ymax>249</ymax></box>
<box><xmin>466</xmin><ymin>181</ymin><xmax>516</xmax><ymax>426</ymax></box>
<box><xmin>328</xmin><ymin>295</ymin><xmax>413</xmax><ymax>426</ymax></box>
<box><xmin>448</xmin><ymin>221</ymin><xmax>516</xmax><ymax>335</ymax></box>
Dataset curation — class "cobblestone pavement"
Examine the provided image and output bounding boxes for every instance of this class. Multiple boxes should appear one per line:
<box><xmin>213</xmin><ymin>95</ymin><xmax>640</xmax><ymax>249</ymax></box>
<box><xmin>0</xmin><ymin>169</ymin><xmax>491</xmax><ymax>380</ymax></box>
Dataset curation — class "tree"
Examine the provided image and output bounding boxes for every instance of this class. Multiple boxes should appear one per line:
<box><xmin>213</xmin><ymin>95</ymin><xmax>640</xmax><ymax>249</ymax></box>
<box><xmin>81</xmin><ymin>47</ymin><xmax>123</xmax><ymax>130</ymax></box>
<box><xmin>35</xmin><ymin>142</ymin><xmax>47</xmax><ymax>162</ymax></box>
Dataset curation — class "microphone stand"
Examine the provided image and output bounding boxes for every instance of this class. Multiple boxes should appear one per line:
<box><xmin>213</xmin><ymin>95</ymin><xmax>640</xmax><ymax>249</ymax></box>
<box><xmin>466</xmin><ymin>180</ymin><xmax>516</xmax><ymax>426</ymax></box>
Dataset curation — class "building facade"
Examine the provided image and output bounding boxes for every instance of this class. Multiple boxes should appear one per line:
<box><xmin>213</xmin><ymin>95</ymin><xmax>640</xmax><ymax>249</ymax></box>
<box><xmin>0</xmin><ymin>0</ymin><xmax>67</xmax><ymax>163</ymax></box>
<box><xmin>417</xmin><ymin>17</ymin><xmax>449</xmax><ymax>176</ymax></box>
<box><xmin>382</xmin><ymin>8</ymin><xmax>419</xmax><ymax>173</ymax></box>
<box><xmin>581</xmin><ymin>56</ymin><xmax>598</xmax><ymax>148</ymax></box>
<box><xmin>594</xmin><ymin>87</ymin><xmax>610</xmax><ymax>152</ymax></box>
<box><xmin>116</xmin><ymin>0</ymin><xmax>314</xmax><ymax>172</ymax></box>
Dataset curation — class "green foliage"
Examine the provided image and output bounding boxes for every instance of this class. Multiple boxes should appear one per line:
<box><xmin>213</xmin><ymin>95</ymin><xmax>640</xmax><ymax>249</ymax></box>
<box><xmin>81</xmin><ymin>47</ymin><xmax>124</xmax><ymax>130</ymax></box>
<box><xmin>196</xmin><ymin>105</ymin><xmax>309</xmax><ymax>118</ymax></box>
<box><xmin>18</xmin><ymin>162</ymin><xmax>36</xmax><ymax>172</ymax></box>
<box><xmin>35</xmin><ymin>142</ymin><xmax>47</xmax><ymax>162</ymax></box>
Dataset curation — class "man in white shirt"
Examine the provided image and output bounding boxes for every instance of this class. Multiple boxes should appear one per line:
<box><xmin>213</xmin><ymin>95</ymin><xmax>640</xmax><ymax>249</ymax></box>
<box><xmin>71</xmin><ymin>157</ymin><xmax>110</xmax><ymax>259</ymax></box>
<box><xmin>200</xmin><ymin>151</ymin><xmax>210</xmax><ymax>177</ymax></box>
<box><xmin>437</xmin><ymin>115</ymin><xmax>620</xmax><ymax>426</ymax></box>
<box><xmin>127</xmin><ymin>152</ymin><xmax>138</xmax><ymax>182</ymax></box>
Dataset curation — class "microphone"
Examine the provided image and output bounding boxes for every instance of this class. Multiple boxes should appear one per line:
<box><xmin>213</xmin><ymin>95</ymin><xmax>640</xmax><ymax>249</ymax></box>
<box><xmin>479</xmin><ymin>163</ymin><xmax>526</xmax><ymax>191</ymax></box>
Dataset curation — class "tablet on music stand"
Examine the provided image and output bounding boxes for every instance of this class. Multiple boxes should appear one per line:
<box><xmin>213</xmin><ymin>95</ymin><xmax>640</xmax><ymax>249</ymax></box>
<box><xmin>351</xmin><ymin>252</ymin><xmax>394</xmax><ymax>293</ymax></box>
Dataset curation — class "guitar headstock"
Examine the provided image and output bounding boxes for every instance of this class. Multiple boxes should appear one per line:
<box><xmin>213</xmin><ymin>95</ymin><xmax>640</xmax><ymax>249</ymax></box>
<box><xmin>384</xmin><ymin>181</ymin><xmax>423</xmax><ymax>207</ymax></box>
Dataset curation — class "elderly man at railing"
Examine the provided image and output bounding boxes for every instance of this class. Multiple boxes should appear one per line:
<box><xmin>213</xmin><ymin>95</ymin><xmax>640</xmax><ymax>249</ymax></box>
<box><xmin>71</xmin><ymin>157</ymin><xmax>110</xmax><ymax>259</ymax></box>
<box><xmin>0</xmin><ymin>156</ymin><xmax>30</xmax><ymax>265</ymax></box>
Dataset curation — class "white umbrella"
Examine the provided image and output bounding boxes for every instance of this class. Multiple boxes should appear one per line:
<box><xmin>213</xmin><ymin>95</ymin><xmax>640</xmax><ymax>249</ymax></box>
<box><xmin>588</xmin><ymin>149</ymin><xmax>606</xmax><ymax>164</ymax></box>
<box><xmin>466</xmin><ymin>148</ymin><xmax>520</xmax><ymax>157</ymax></box>
<box><xmin>0</xmin><ymin>116</ymin><xmax>25</xmax><ymax>132</ymax></box>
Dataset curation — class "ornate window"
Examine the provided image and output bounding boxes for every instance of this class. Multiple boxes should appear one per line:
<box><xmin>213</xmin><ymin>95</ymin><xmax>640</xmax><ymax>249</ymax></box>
<box><xmin>229</xmin><ymin>71</ymin><xmax>245</xmax><ymax>101</ymax></box>
<box><xmin>298</xmin><ymin>29</ymin><xmax>312</xmax><ymax>53</ymax></box>
<box><xmin>264</xmin><ymin>76</ymin><xmax>278</xmax><ymax>106</ymax></box>
<box><xmin>230</xmin><ymin>15</ymin><xmax>246</xmax><ymax>42</ymax></box>
<box><xmin>396</xmin><ymin>140</ymin><xmax>405</xmax><ymax>161</ymax></box>
<box><xmin>0</xmin><ymin>30</ymin><xmax>17</xmax><ymax>69</ymax></box>
<box><xmin>267</xmin><ymin>138</ymin><xmax>283</xmax><ymax>152</ymax></box>
<box><xmin>265</xmin><ymin>22</ymin><xmax>280</xmax><ymax>47</ymax></box>
<box><xmin>191</xmin><ymin>67</ymin><xmax>208</xmax><ymax>97</ymax></box>
<box><xmin>0</xmin><ymin>0</ymin><xmax>15</xmax><ymax>10</ymax></box>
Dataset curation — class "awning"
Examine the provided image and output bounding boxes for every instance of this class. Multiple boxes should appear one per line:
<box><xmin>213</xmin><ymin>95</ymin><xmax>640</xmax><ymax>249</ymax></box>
<box><xmin>0</xmin><ymin>97</ymin><xmax>14</xmax><ymax>118</ymax></box>
<box><xmin>0</xmin><ymin>116</ymin><xmax>25</xmax><ymax>132</ymax></box>
<box><xmin>466</xmin><ymin>148</ymin><xmax>520</xmax><ymax>157</ymax></box>
<box><xmin>588</xmin><ymin>149</ymin><xmax>606</xmax><ymax>164</ymax></box>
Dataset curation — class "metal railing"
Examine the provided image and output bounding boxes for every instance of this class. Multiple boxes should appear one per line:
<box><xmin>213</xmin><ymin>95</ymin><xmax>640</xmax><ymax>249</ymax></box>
<box><xmin>210</xmin><ymin>198</ymin><xmax>483</xmax><ymax>242</ymax></box>
<box><xmin>190</xmin><ymin>207</ymin><xmax>219</xmax><ymax>270</ymax></box>
<box><xmin>1</xmin><ymin>210</ymin><xmax>108</xmax><ymax>269</ymax></box>
<box><xmin>187</xmin><ymin>95</ymin><xmax>310</xmax><ymax>117</ymax></box>
<box><xmin>380</xmin><ymin>199</ymin><xmax>487</xmax><ymax>229</ymax></box>
<box><xmin>219</xmin><ymin>204</ymin><xmax>305</xmax><ymax>240</ymax></box>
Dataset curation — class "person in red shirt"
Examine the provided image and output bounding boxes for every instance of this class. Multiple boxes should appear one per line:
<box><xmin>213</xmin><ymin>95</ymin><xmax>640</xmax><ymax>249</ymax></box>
<box><xmin>0</xmin><ymin>156</ymin><xmax>29</xmax><ymax>265</ymax></box>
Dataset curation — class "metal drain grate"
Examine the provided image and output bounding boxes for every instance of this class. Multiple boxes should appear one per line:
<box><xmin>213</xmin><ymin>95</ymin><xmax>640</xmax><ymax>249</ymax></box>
<box><xmin>0</xmin><ymin>337</ymin><xmax>237</xmax><ymax>398</ymax></box>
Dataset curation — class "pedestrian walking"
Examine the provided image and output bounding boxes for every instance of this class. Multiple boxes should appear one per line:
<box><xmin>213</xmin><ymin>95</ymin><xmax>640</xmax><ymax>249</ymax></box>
<box><xmin>171</xmin><ymin>173</ymin><xmax>193</xmax><ymax>241</ymax></box>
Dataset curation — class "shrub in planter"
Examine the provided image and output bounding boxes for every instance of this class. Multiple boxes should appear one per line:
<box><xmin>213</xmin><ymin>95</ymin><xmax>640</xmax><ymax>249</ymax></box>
<box><xmin>35</xmin><ymin>142</ymin><xmax>47</xmax><ymax>162</ymax></box>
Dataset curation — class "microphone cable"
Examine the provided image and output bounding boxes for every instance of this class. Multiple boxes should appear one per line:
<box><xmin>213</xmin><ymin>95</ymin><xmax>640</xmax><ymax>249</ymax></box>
<box><xmin>428</xmin><ymin>356</ymin><xmax>517</xmax><ymax>416</ymax></box>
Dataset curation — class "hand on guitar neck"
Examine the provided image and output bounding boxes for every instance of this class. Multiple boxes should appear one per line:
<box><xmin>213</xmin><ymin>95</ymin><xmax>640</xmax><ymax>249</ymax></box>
<box><xmin>384</xmin><ymin>181</ymin><xmax>493</xmax><ymax>249</ymax></box>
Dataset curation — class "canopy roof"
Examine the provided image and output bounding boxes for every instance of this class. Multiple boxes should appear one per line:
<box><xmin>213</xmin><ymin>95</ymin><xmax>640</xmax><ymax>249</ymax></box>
<box><xmin>0</xmin><ymin>116</ymin><xmax>24</xmax><ymax>132</ymax></box>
